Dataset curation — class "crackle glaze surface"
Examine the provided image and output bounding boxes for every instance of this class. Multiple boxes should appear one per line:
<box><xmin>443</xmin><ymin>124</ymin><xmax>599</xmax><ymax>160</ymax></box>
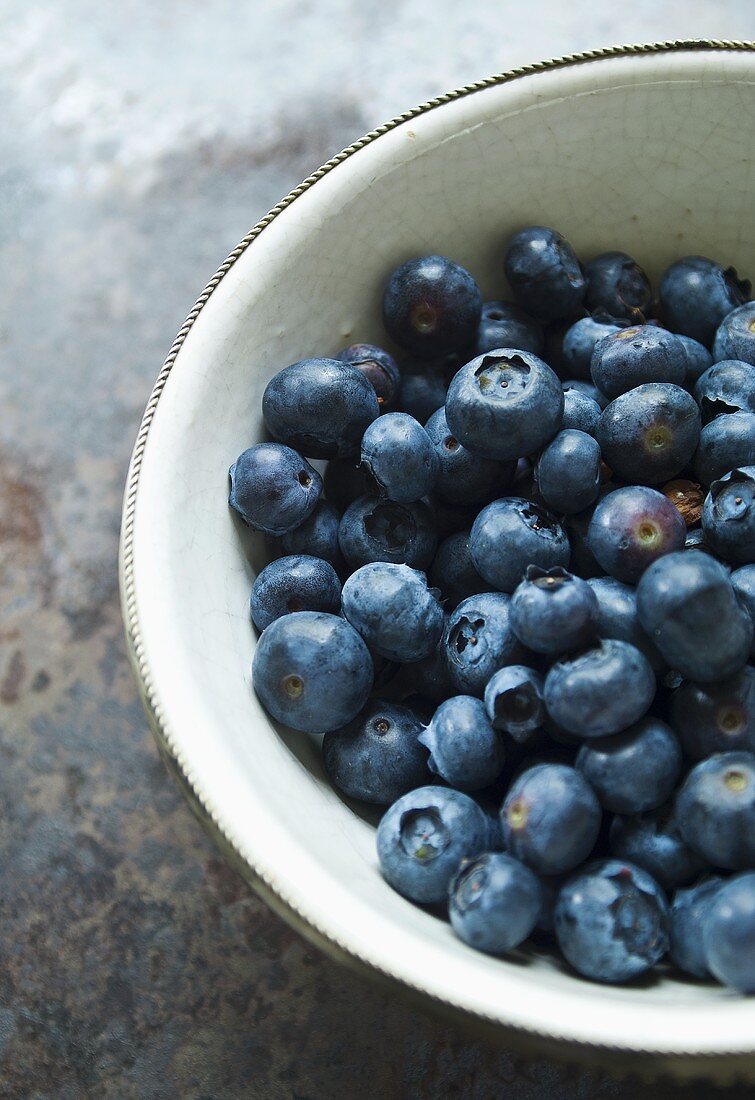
<box><xmin>124</xmin><ymin>47</ymin><xmax>755</xmax><ymax>1079</ymax></box>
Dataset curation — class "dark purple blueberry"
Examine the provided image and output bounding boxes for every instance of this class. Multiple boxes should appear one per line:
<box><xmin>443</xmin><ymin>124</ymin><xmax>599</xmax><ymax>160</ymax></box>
<box><xmin>535</xmin><ymin>429</ymin><xmax>602</xmax><ymax>513</ymax></box>
<box><xmin>252</xmin><ymin>611</ymin><xmax>373</xmax><ymax>735</ymax></box>
<box><xmin>338</xmin><ymin>495</ymin><xmax>437</xmax><ymax>571</ymax></box>
<box><xmin>443</xmin><ymin>591</ymin><xmax>526</xmax><ymax>696</ymax></box>
<box><xmin>554</xmin><ymin>859</ymin><xmax>669</xmax><ymax>983</ymax></box>
<box><xmin>376</xmin><ymin>786</ymin><xmax>490</xmax><ymax>903</ymax></box>
<box><xmin>361</xmin><ymin>412</ymin><xmax>438</xmax><ymax>503</ymax></box>
<box><xmin>561</xmin><ymin>315</ymin><xmax>623</xmax><ymax>380</ymax></box>
<box><xmin>382</xmin><ymin>255</ymin><xmax>482</xmax><ymax>358</ymax></box>
<box><xmin>637</xmin><ymin>551</ymin><xmax>753</xmax><ymax>682</ymax></box>
<box><xmin>337</xmin><ymin>342</ymin><xmax>400</xmax><ymax>410</ymax></box>
<box><xmin>250</xmin><ymin>554</ymin><xmax>342</xmax><ymax>631</ymax></box>
<box><xmin>424</xmin><ymin>405</ymin><xmax>512</xmax><ymax>506</ymax></box>
<box><xmin>702</xmin><ymin>466</ymin><xmax>755</xmax><ymax>564</ymax></box>
<box><xmin>586</xmin><ymin>576</ymin><xmax>666</xmax><ymax>673</ymax></box>
<box><xmin>473</xmin><ymin>300</ymin><xmax>544</xmax><ymax>357</ymax></box>
<box><xmin>544</xmin><ymin>640</ymin><xmax>656</xmax><ymax>739</ymax></box>
<box><xmin>587</xmin><ymin>485</ymin><xmax>687</xmax><ymax>583</ymax></box>
<box><xmin>576</xmin><ymin>719</ymin><xmax>681</xmax><ymax>814</ymax></box>
<box><xmin>397</xmin><ymin>363</ymin><xmax>449</xmax><ymax>422</ymax></box>
<box><xmin>510</xmin><ymin>566</ymin><xmax>598</xmax><ymax>655</ymax></box>
<box><xmin>590</xmin><ymin>325</ymin><xmax>687</xmax><ymax>399</ymax></box>
<box><xmin>713</xmin><ymin>302</ymin><xmax>755</xmax><ymax>365</ymax></box>
<box><xmin>503</xmin><ymin>226</ymin><xmax>586</xmax><ymax>322</ymax></box>
<box><xmin>341</xmin><ymin>562</ymin><xmax>444</xmax><ymax>663</ymax></box>
<box><xmin>262</xmin><ymin>358</ymin><xmax>379</xmax><ymax>458</ymax></box>
<box><xmin>669</xmin><ymin>667</ymin><xmax>755</xmax><ymax>760</ymax></box>
<box><xmin>694</xmin><ymin>413</ymin><xmax>755</xmax><ymax>485</ymax></box>
<box><xmin>561</xmin><ymin>387</ymin><xmax>602</xmax><ymax>435</ymax></box>
<box><xmin>420</xmin><ymin>695</ymin><xmax>506</xmax><ymax>791</ymax></box>
<box><xmin>609</xmin><ymin>806</ymin><xmax>706</xmax><ymax>892</ymax></box>
<box><xmin>676</xmin><ymin>752</ymin><xmax>755</xmax><ymax>870</ymax></box>
<box><xmin>694</xmin><ymin>359</ymin><xmax>755</xmax><ymax>423</ymax></box>
<box><xmin>702</xmin><ymin>872</ymin><xmax>755</xmax><ymax>992</ymax></box>
<box><xmin>323</xmin><ymin>699</ymin><xmax>431</xmax><ymax>804</ymax></box>
<box><xmin>484</xmin><ymin>665</ymin><xmax>545</xmax><ymax>741</ymax></box>
<box><xmin>677</xmin><ymin>334</ymin><xmax>713</xmax><ymax>385</ymax></box>
<box><xmin>584</xmin><ymin>251</ymin><xmax>653</xmax><ymax>320</ymax></box>
<box><xmin>660</xmin><ymin>255</ymin><xmax>749</xmax><ymax>346</ymax></box>
<box><xmin>445</xmin><ymin>349</ymin><xmax>564</xmax><ymax>461</ymax></box>
<box><xmin>448</xmin><ymin>852</ymin><xmax>542</xmax><ymax>955</ymax></box>
<box><xmin>229</xmin><ymin>443</ymin><xmax>322</xmax><ymax>535</ymax></box>
<box><xmin>470</xmin><ymin>497</ymin><xmax>570</xmax><ymax>593</ymax></box>
<box><xmin>501</xmin><ymin>764</ymin><xmax>601</xmax><ymax>875</ymax></box>
<box><xmin>429</xmin><ymin>531</ymin><xmax>485</xmax><ymax>607</ymax></box>
<box><xmin>597</xmin><ymin>383</ymin><xmax>701</xmax><ymax>485</ymax></box>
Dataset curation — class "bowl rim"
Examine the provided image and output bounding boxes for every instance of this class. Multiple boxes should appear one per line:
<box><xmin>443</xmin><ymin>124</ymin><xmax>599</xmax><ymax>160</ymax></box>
<box><xmin>120</xmin><ymin>39</ymin><xmax>755</xmax><ymax>1076</ymax></box>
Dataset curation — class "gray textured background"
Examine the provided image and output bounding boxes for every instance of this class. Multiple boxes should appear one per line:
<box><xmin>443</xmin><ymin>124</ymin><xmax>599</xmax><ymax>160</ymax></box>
<box><xmin>2</xmin><ymin>3</ymin><xmax>755</xmax><ymax>1097</ymax></box>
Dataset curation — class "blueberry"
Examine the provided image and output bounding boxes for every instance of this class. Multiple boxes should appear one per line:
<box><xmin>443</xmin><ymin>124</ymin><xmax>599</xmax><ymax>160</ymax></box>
<box><xmin>561</xmin><ymin>315</ymin><xmax>623</xmax><ymax>380</ymax></box>
<box><xmin>397</xmin><ymin>357</ymin><xmax>453</xmax><ymax>422</ymax></box>
<box><xmin>544</xmin><ymin>640</ymin><xmax>656</xmax><ymax>739</ymax></box>
<box><xmin>636</xmin><ymin>551</ymin><xmax>753</xmax><ymax>681</ymax></box>
<box><xmin>561</xmin><ymin>387</ymin><xmax>602</xmax><ymax>435</ymax></box>
<box><xmin>445</xmin><ymin>350</ymin><xmax>564</xmax><ymax>461</ymax></box>
<box><xmin>554</xmin><ymin>859</ymin><xmax>669</xmax><ymax>983</ymax></box>
<box><xmin>448</xmin><ymin>852</ymin><xmax>542</xmax><ymax>955</ymax></box>
<box><xmin>279</xmin><ymin>500</ymin><xmax>343</xmax><ymax>569</ymax></box>
<box><xmin>503</xmin><ymin>226</ymin><xmax>586</xmax><ymax>321</ymax></box>
<box><xmin>420</xmin><ymin>696</ymin><xmax>506</xmax><ymax>790</ymax></box>
<box><xmin>429</xmin><ymin>531</ymin><xmax>485</xmax><ymax>607</ymax></box>
<box><xmin>322</xmin><ymin>699</ymin><xmax>430</xmax><ymax>804</ymax></box>
<box><xmin>535</xmin><ymin>429</ymin><xmax>602</xmax><ymax>513</ymax></box>
<box><xmin>229</xmin><ymin>443</ymin><xmax>322</xmax><ymax>535</ymax></box>
<box><xmin>376</xmin><ymin>786</ymin><xmax>490</xmax><ymax>904</ymax></box>
<box><xmin>562</xmin><ymin>379</ymin><xmax>609</xmax><ymax>409</ymax></box>
<box><xmin>473</xmin><ymin>300</ymin><xmax>544</xmax><ymax>357</ymax></box>
<box><xmin>694</xmin><ymin>413</ymin><xmax>755</xmax><ymax>485</ymax></box>
<box><xmin>587</xmin><ymin>486</ymin><xmax>686</xmax><ymax>583</ymax></box>
<box><xmin>443</xmin><ymin>591</ymin><xmax>526</xmax><ymax>696</ymax></box>
<box><xmin>382</xmin><ymin>255</ymin><xmax>482</xmax><ymax>358</ymax></box>
<box><xmin>424</xmin><ymin>406</ymin><xmax>511</xmax><ymax>506</ymax></box>
<box><xmin>484</xmin><ymin>665</ymin><xmax>545</xmax><ymax>741</ymax></box>
<box><xmin>703</xmin><ymin>872</ymin><xmax>755</xmax><ymax>992</ymax></box>
<box><xmin>702</xmin><ymin>466</ymin><xmax>755</xmax><ymax>564</ymax></box>
<box><xmin>337</xmin><ymin>342</ymin><xmax>400</xmax><ymax>410</ymax></box>
<box><xmin>732</xmin><ymin>564</ymin><xmax>755</xmax><ymax>657</ymax></box>
<box><xmin>676</xmin><ymin>751</ymin><xmax>755</xmax><ymax>869</ymax></box>
<box><xmin>694</xmin><ymin>360</ymin><xmax>755</xmax><ymax>423</ymax></box>
<box><xmin>501</xmin><ymin>764</ymin><xmax>601</xmax><ymax>875</ymax></box>
<box><xmin>250</xmin><ymin>554</ymin><xmax>342</xmax><ymax>631</ymax></box>
<box><xmin>338</xmin><ymin>495</ymin><xmax>437</xmax><ymax>570</ymax></box>
<box><xmin>677</xmin><ymin>334</ymin><xmax>713</xmax><ymax>385</ymax></box>
<box><xmin>341</xmin><ymin>562</ymin><xmax>444</xmax><ymax>663</ymax></box>
<box><xmin>262</xmin><ymin>358</ymin><xmax>379</xmax><ymax>458</ymax></box>
<box><xmin>586</xmin><ymin>577</ymin><xmax>665</xmax><ymax>672</ymax></box>
<box><xmin>584</xmin><ymin>251</ymin><xmax>653</xmax><ymax>320</ymax></box>
<box><xmin>252</xmin><ymin>611</ymin><xmax>373</xmax><ymax>735</ymax></box>
<box><xmin>510</xmin><ymin>565</ymin><xmax>598</xmax><ymax>655</ymax></box>
<box><xmin>670</xmin><ymin>876</ymin><xmax>725</xmax><ymax>978</ymax></box>
<box><xmin>714</xmin><ymin>302</ymin><xmax>755</xmax><ymax>365</ymax></box>
<box><xmin>596</xmin><ymin>383</ymin><xmax>701</xmax><ymax>485</ymax></box>
<box><xmin>360</xmin><ymin>412</ymin><xmax>438</xmax><ymax>503</ymax></box>
<box><xmin>609</xmin><ymin>806</ymin><xmax>706</xmax><ymax>892</ymax></box>
<box><xmin>470</xmin><ymin>497</ymin><xmax>570</xmax><ymax>593</ymax></box>
<box><xmin>398</xmin><ymin>629</ymin><xmax>455</xmax><ymax>706</ymax></box>
<box><xmin>660</xmin><ymin>256</ymin><xmax>749</xmax><ymax>346</ymax></box>
<box><xmin>323</xmin><ymin>457</ymin><xmax>370</xmax><ymax>513</ymax></box>
<box><xmin>669</xmin><ymin>667</ymin><xmax>755</xmax><ymax>760</ymax></box>
<box><xmin>576</xmin><ymin>718</ymin><xmax>681</xmax><ymax>814</ymax></box>
<box><xmin>590</xmin><ymin>326</ymin><xmax>687</xmax><ymax>399</ymax></box>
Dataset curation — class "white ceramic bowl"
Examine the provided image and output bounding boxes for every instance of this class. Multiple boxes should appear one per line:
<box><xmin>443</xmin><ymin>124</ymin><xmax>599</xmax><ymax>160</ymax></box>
<box><xmin>121</xmin><ymin>42</ymin><xmax>755</xmax><ymax>1079</ymax></box>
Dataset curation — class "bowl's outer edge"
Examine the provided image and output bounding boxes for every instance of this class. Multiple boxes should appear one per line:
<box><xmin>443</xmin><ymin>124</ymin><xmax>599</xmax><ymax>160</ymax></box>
<box><xmin>119</xmin><ymin>40</ymin><xmax>755</xmax><ymax>1081</ymax></box>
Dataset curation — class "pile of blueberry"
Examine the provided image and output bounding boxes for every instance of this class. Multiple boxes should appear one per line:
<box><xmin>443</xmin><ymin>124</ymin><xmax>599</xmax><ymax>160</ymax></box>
<box><xmin>229</xmin><ymin>226</ymin><xmax>755</xmax><ymax>989</ymax></box>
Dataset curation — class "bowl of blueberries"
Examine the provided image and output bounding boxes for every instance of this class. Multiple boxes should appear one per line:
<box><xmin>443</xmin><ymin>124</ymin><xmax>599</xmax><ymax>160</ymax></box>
<box><xmin>121</xmin><ymin>42</ymin><xmax>755</xmax><ymax>1078</ymax></box>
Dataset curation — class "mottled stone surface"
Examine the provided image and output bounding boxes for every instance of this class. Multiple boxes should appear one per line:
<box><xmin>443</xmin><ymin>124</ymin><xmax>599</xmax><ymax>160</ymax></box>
<box><xmin>1</xmin><ymin>3</ymin><xmax>755</xmax><ymax>1096</ymax></box>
